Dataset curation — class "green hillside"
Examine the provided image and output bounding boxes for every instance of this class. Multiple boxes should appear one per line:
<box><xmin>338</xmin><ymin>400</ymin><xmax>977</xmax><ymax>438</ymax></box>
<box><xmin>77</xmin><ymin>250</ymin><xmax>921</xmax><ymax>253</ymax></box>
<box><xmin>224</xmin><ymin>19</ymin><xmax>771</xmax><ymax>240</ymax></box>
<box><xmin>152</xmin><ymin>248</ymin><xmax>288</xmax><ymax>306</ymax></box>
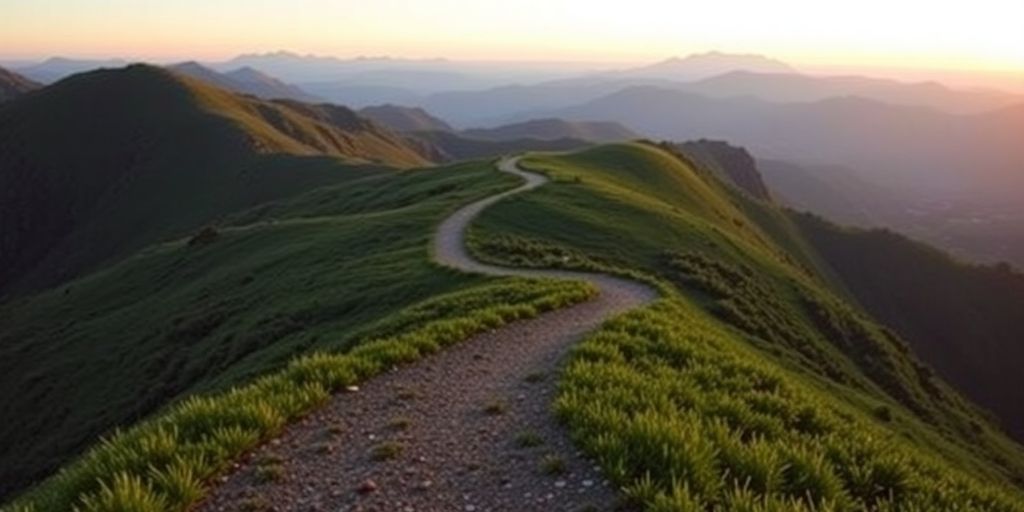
<box><xmin>468</xmin><ymin>143</ymin><xmax>1024</xmax><ymax>509</ymax></box>
<box><xmin>5</xmin><ymin>141</ymin><xmax>1024</xmax><ymax>511</ymax></box>
<box><xmin>0</xmin><ymin>158</ymin><xmax>596</xmax><ymax>501</ymax></box>
<box><xmin>795</xmin><ymin>213</ymin><xmax>1024</xmax><ymax>442</ymax></box>
<box><xmin>0</xmin><ymin>64</ymin><xmax>431</xmax><ymax>296</ymax></box>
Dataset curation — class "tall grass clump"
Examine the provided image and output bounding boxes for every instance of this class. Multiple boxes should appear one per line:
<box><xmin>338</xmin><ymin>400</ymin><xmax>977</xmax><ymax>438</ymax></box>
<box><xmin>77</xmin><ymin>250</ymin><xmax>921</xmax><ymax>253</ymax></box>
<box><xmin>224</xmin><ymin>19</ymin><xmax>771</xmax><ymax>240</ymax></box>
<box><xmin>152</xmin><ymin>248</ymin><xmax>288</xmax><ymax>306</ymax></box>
<box><xmin>6</xmin><ymin>278</ymin><xmax>594</xmax><ymax>511</ymax></box>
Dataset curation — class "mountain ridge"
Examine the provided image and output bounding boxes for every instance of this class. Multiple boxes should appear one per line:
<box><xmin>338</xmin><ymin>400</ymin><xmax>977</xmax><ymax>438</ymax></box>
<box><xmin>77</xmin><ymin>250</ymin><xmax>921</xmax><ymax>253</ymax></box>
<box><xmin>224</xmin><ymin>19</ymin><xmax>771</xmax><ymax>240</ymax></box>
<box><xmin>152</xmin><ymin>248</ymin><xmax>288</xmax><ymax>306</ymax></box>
<box><xmin>0</xmin><ymin>64</ymin><xmax>431</xmax><ymax>295</ymax></box>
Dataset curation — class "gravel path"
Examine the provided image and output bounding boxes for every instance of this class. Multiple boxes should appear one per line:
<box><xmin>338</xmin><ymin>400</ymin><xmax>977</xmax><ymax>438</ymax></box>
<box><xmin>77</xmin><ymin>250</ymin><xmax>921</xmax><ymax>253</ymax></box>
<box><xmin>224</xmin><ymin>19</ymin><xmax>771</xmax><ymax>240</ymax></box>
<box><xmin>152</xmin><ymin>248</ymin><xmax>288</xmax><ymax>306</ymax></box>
<box><xmin>198</xmin><ymin>157</ymin><xmax>657</xmax><ymax>512</ymax></box>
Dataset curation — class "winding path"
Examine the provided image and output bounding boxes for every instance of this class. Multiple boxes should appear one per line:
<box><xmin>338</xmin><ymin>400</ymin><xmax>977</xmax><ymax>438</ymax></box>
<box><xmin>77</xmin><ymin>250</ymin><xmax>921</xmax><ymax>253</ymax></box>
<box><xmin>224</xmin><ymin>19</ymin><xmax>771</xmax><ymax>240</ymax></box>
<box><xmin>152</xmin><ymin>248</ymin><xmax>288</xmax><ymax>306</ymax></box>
<box><xmin>199</xmin><ymin>157</ymin><xmax>657</xmax><ymax>511</ymax></box>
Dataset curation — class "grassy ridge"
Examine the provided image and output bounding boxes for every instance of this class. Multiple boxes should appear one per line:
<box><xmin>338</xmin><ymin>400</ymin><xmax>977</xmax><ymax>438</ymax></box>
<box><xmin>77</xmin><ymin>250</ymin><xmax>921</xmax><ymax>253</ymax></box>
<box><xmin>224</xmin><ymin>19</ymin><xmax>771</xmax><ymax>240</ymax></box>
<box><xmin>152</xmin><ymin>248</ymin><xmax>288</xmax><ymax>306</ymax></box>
<box><xmin>7</xmin><ymin>278</ymin><xmax>594</xmax><ymax>511</ymax></box>
<box><xmin>0</xmin><ymin>160</ymin><xmax>520</xmax><ymax>499</ymax></box>
<box><xmin>0</xmin><ymin>64</ymin><xmax>430</xmax><ymax>295</ymax></box>
<box><xmin>468</xmin><ymin>143</ymin><xmax>1024</xmax><ymax>508</ymax></box>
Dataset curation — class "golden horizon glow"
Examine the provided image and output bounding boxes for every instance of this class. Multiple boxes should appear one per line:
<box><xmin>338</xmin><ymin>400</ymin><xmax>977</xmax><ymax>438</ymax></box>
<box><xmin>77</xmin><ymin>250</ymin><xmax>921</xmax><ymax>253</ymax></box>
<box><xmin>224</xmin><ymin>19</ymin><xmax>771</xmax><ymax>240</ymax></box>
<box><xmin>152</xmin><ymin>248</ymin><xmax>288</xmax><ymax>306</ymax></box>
<box><xmin>1</xmin><ymin>0</ymin><xmax>1022</xmax><ymax>75</ymax></box>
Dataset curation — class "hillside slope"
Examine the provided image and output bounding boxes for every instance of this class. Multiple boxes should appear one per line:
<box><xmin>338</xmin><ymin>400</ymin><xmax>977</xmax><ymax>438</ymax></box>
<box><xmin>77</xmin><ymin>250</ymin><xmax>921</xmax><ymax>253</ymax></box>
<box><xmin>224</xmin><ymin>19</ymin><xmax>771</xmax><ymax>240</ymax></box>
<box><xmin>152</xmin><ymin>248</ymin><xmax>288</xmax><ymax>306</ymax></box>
<box><xmin>468</xmin><ymin>143</ymin><xmax>1024</xmax><ymax>507</ymax></box>
<box><xmin>0</xmin><ymin>66</ymin><xmax>41</xmax><ymax>101</ymax></box>
<box><xmin>168</xmin><ymin>61</ymin><xmax>320</xmax><ymax>102</ymax></box>
<box><xmin>359</xmin><ymin>104</ymin><xmax>454</xmax><ymax>132</ymax></box>
<box><xmin>0</xmin><ymin>159</ymin><xmax>537</xmax><ymax>500</ymax></box>
<box><xmin>5</xmin><ymin>142</ymin><xmax>1024</xmax><ymax>511</ymax></box>
<box><xmin>795</xmin><ymin>214</ymin><xmax>1024</xmax><ymax>441</ymax></box>
<box><xmin>0</xmin><ymin>64</ymin><xmax>431</xmax><ymax>295</ymax></box>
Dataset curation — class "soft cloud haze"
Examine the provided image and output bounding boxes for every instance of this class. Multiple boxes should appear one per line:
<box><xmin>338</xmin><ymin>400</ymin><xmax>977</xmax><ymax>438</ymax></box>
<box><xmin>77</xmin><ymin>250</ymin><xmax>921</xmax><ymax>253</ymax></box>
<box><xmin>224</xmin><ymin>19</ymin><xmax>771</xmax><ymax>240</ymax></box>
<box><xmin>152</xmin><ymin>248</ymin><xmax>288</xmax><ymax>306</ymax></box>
<box><xmin>1</xmin><ymin>0</ymin><xmax>1022</xmax><ymax>88</ymax></box>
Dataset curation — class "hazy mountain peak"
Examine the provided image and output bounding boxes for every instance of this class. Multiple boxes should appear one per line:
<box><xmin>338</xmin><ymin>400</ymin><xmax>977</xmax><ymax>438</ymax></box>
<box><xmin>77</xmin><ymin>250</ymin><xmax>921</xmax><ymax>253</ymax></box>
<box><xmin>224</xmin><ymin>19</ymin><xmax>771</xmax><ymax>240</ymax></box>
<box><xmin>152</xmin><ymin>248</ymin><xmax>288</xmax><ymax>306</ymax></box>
<box><xmin>630</xmin><ymin>51</ymin><xmax>796</xmax><ymax>81</ymax></box>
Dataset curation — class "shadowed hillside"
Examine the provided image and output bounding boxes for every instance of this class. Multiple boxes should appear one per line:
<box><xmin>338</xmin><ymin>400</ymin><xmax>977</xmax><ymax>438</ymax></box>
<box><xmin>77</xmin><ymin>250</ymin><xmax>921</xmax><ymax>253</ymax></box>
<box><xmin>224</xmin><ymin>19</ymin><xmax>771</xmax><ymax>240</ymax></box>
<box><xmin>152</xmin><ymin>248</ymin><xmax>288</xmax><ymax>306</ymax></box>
<box><xmin>0</xmin><ymin>64</ymin><xmax>432</xmax><ymax>296</ymax></box>
<box><xmin>0</xmin><ymin>159</ymin><xmax>554</xmax><ymax>500</ymax></box>
<box><xmin>675</xmin><ymin>139</ymin><xmax>772</xmax><ymax>200</ymax></box>
<box><xmin>359</xmin><ymin>104</ymin><xmax>454</xmax><ymax>132</ymax></box>
<box><xmin>795</xmin><ymin>213</ymin><xmax>1024</xmax><ymax>441</ymax></box>
<box><xmin>168</xmin><ymin>61</ymin><xmax>320</xmax><ymax>102</ymax></box>
<box><xmin>0</xmin><ymin>66</ymin><xmax>41</xmax><ymax>101</ymax></box>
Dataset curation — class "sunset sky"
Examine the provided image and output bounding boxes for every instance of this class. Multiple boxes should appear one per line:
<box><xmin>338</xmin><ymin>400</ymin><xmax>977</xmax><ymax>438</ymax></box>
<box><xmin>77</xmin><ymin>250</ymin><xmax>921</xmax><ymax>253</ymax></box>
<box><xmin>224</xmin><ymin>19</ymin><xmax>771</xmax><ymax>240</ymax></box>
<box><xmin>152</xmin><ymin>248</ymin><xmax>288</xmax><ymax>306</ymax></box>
<box><xmin>2</xmin><ymin>0</ymin><xmax>1022</xmax><ymax>73</ymax></box>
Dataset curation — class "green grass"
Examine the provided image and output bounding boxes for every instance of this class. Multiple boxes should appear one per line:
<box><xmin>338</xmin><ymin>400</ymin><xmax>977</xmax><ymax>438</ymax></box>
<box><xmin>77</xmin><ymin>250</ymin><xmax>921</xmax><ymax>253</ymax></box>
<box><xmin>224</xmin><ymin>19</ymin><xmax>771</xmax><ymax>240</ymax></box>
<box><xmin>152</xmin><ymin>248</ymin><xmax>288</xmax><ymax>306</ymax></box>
<box><xmin>540</xmin><ymin>454</ymin><xmax>568</xmax><ymax>476</ymax></box>
<box><xmin>515</xmin><ymin>430</ymin><xmax>544</xmax><ymax>448</ymax></box>
<box><xmin>5</xmin><ymin>277</ymin><xmax>594</xmax><ymax>511</ymax></box>
<box><xmin>0</xmin><ymin>64</ymin><xmax>431</xmax><ymax>296</ymax></box>
<box><xmin>795</xmin><ymin>212</ymin><xmax>1024</xmax><ymax>441</ymax></box>
<box><xmin>468</xmin><ymin>143</ymin><xmax>1024</xmax><ymax>509</ymax></box>
<box><xmin>0</xmin><ymin>158</ymin><xmax>595</xmax><ymax>503</ymax></box>
<box><xmin>371</xmin><ymin>441</ymin><xmax>405</xmax><ymax>462</ymax></box>
<box><xmin>559</xmin><ymin>300</ymin><xmax>1023</xmax><ymax>510</ymax></box>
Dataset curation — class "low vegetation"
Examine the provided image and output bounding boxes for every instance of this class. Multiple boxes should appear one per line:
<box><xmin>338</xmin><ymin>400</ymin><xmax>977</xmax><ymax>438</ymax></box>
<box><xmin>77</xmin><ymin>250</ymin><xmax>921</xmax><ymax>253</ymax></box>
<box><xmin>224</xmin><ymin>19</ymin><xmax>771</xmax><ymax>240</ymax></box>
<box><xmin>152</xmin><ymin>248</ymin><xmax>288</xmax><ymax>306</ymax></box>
<box><xmin>0</xmin><ymin>159</ymin><xmax>518</xmax><ymax>495</ymax></box>
<box><xmin>468</xmin><ymin>143</ymin><xmax>1024</xmax><ymax>509</ymax></box>
<box><xmin>5</xmin><ymin>277</ymin><xmax>594</xmax><ymax>511</ymax></box>
<box><xmin>559</xmin><ymin>299</ymin><xmax>1023</xmax><ymax>510</ymax></box>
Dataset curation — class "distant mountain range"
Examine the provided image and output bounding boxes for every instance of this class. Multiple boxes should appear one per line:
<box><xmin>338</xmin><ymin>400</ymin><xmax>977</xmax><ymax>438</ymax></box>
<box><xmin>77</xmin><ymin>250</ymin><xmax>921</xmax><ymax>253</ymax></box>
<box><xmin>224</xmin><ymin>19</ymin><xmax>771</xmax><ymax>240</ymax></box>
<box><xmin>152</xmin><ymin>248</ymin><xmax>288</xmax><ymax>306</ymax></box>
<box><xmin>14</xmin><ymin>57</ymin><xmax>128</xmax><ymax>83</ymax></box>
<box><xmin>683</xmin><ymin>70</ymin><xmax>1019</xmax><ymax>114</ymax></box>
<box><xmin>358</xmin><ymin>104</ymin><xmax>454</xmax><ymax>132</ymax></box>
<box><xmin>620</xmin><ymin>51</ymin><xmax>797</xmax><ymax>81</ymax></box>
<box><xmin>0</xmin><ymin>64</ymin><xmax>432</xmax><ymax>295</ymax></box>
<box><xmin>356</xmin><ymin>105</ymin><xmax>635</xmax><ymax>160</ymax></box>
<box><xmin>461</xmin><ymin>118</ymin><xmax>638</xmax><ymax>143</ymax></box>
<box><xmin>541</xmin><ymin>86</ymin><xmax>1024</xmax><ymax>201</ymax></box>
<box><xmin>0</xmin><ymin>66</ymin><xmax>41</xmax><ymax>101</ymax></box>
<box><xmin>167</xmin><ymin>61</ymin><xmax>320</xmax><ymax>101</ymax></box>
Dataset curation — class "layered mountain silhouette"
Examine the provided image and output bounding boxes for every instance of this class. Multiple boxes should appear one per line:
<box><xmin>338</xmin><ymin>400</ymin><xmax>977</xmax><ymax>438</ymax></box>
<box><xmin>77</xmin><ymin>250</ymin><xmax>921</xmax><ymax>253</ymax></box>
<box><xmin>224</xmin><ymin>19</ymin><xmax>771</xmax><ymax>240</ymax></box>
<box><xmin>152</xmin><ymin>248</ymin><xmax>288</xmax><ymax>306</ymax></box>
<box><xmin>0</xmin><ymin>66</ymin><xmax>41</xmax><ymax>101</ymax></box>
<box><xmin>540</xmin><ymin>86</ymin><xmax>1024</xmax><ymax>201</ymax></box>
<box><xmin>685</xmin><ymin>70</ymin><xmax>1020</xmax><ymax>114</ymax></box>
<box><xmin>621</xmin><ymin>51</ymin><xmax>797</xmax><ymax>81</ymax></box>
<box><xmin>358</xmin><ymin>104</ymin><xmax>454</xmax><ymax>132</ymax></box>
<box><xmin>167</xmin><ymin>61</ymin><xmax>320</xmax><ymax>101</ymax></box>
<box><xmin>14</xmin><ymin>57</ymin><xmax>128</xmax><ymax>83</ymax></box>
<box><xmin>0</xmin><ymin>64</ymin><xmax>432</xmax><ymax>295</ymax></box>
<box><xmin>461</xmin><ymin>118</ymin><xmax>637</xmax><ymax>143</ymax></box>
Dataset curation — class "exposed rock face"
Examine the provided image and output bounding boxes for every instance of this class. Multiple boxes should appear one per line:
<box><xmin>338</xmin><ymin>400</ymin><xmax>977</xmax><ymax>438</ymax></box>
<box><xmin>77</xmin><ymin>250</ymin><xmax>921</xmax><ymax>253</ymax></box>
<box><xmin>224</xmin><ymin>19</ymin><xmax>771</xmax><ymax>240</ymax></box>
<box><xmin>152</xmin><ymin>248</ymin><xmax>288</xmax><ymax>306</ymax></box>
<box><xmin>678</xmin><ymin>139</ymin><xmax>772</xmax><ymax>201</ymax></box>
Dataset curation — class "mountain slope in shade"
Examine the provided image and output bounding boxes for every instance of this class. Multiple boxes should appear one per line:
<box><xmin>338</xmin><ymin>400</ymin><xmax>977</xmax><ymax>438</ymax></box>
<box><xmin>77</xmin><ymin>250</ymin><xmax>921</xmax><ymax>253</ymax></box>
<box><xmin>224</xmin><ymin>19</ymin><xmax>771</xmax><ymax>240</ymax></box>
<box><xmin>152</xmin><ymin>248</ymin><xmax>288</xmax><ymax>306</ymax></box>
<box><xmin>795</xmin><ymin>212</ymin><xmax>1024</xmax><ymax>441</ymax></box>
<box><xmin>0</xmin><ymin>66</ymin><xmax>41</xmax><ymax>101</ymax></box>
<box><xmin>624</xmin><ymin>51</ymin><xmax>796</xmax><ymax>81</ymax></box>
<box><xmin>168</xmin><ymin>61</ymin><xmax>319</xmax><ymax>101</ymax></box>
<box><xmin>462</xmin><ymin>117</ymin><xmax>638</xmax><ymax>143</ymax></box>
<box><xmin>675</xmin><ymin>139</ymin><xmax>772</xmax><ymax>201</ymax></box>
<box><xmin>223</xmin><ymin>66</ymin><xmax>321</xmax><ymax>101</ymax></box>
<box><xmin>0</xmin><ymin>64</ymin><xmax>431</xmax><ymax>295</ymax></box>
<box><xmin>359</xmin><ymin>104</ymin><xmax>454</xmax><ymax>132</ymax></box>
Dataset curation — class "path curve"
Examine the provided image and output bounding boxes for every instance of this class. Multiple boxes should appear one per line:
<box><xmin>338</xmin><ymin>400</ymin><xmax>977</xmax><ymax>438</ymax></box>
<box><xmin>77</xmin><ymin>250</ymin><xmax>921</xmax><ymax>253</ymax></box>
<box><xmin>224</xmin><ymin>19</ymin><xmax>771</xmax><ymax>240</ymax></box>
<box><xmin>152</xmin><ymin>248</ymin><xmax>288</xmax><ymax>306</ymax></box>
<box><xmin>199</xmin><ymin>157</ymin><xmax>657</xmax><ymax>512</ymax></box>
<box><xmin>435</xmin><ymin>157</ymin><xmax>655</xmax><ymax>301</ymax></box>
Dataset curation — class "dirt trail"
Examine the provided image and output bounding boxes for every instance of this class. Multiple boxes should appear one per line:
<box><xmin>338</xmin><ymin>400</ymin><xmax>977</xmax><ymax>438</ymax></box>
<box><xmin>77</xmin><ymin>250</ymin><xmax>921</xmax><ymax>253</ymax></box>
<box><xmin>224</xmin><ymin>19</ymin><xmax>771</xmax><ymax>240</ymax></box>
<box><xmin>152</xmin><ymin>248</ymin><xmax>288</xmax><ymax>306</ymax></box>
<box><xmin>198</xmin><ymin>157</ymin><xmax>657</xmax><ymax>511</ymax></box>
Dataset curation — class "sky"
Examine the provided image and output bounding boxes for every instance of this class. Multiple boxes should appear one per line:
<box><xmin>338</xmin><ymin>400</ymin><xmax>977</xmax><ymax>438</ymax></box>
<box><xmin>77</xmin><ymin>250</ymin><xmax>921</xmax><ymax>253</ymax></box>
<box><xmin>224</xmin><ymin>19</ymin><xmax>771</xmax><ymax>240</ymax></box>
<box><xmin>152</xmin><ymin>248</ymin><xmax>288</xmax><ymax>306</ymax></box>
<box><xmin>1</xmin><ymin>0</ymin><xmax>1022</xmax><ymax>74</ymax></box>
